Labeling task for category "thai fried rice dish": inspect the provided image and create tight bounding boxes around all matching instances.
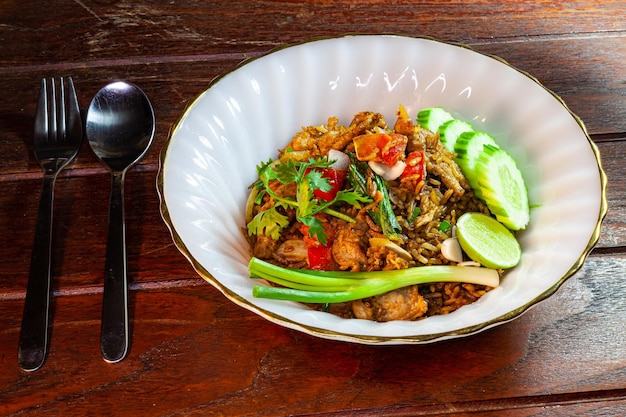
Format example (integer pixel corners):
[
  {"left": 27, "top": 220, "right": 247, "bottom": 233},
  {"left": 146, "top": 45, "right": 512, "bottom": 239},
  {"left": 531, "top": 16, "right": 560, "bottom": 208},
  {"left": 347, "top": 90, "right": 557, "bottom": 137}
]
[{"left": 245, "top": 105, "right": 507, "bottom": 322}]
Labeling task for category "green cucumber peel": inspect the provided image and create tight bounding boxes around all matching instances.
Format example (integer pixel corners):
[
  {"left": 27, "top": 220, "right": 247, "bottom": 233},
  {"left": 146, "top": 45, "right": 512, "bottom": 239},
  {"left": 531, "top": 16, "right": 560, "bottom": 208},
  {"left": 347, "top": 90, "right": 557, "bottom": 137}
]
[
  {"left": 439, "top": 119, "right": 474, "bottom": 153},
  {"left": 475, "top": 145, "right": 530, "bottom": 230},
  {"left": 454, "top": 131, "right": 499, "bottom": 196},
  {"left": 417, "top": 107, "right": 454, "bottom": 132}
]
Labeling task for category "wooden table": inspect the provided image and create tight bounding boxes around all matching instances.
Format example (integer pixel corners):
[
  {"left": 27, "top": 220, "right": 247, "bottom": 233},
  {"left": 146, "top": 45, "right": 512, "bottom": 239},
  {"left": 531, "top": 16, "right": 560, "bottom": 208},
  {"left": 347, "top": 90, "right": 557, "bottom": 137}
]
[{"left": 1, "top": 1, "right": 625, "bottom": 415}]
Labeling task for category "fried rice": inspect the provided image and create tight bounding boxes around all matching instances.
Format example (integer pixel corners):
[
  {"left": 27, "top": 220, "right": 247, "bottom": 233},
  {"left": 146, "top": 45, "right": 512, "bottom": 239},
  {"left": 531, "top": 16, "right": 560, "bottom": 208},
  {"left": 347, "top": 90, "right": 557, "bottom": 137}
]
[{"left": 246, "top": 106, "right": 496, "bottom": 322}]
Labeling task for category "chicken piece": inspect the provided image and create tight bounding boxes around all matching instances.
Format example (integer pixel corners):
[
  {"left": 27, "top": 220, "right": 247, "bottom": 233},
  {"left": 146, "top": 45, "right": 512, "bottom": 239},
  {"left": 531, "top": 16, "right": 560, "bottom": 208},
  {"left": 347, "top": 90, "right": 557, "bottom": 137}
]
[
  {"left": 331, "top": 222, "right": 368, "bottom": 272},
  {"left": 424, "top": 138, "right": 470, "bottom": 200},
  {"left": 426, "top": 159, "right": 467, "bottom": 200},
  {"left": 252, "top": 234, "right": 279, "bottom": 259},
  {"left": 394, "top": 104, "right": 426, "bottom": 154},
  {"left": 281, "top": 130, "right": 316, "bottom": 161},
  {"left": 274, "top": 239, "right": 308, "bottom": 263},
  {"left": 352, "top": 285, "right": 428, "bottom": 322},
  {"left": 282, "top": 117, "right": 341, "bottom": 160},
  {"left": 318, "top": 111, "right": 386, "bottom": 155}
]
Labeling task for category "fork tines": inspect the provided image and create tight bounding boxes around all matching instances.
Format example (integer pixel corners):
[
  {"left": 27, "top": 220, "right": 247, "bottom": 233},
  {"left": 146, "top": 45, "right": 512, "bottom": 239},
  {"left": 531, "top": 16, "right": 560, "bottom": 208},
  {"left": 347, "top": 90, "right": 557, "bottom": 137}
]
[{"left": 35, "top": 77, "right": 79, "bottom": 143}]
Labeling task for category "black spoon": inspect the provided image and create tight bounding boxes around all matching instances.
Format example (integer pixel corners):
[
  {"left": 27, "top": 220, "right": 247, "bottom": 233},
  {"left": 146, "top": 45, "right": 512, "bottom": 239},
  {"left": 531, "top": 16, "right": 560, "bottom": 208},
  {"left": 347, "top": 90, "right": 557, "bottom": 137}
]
[{"left": 86, "top": 81, "right": 155, "bottom": 363}]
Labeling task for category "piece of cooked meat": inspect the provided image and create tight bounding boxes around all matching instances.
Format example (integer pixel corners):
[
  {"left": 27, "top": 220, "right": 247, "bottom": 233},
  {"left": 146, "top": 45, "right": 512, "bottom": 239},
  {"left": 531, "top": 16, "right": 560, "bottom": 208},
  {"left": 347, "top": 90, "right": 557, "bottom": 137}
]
[
  {"left": 252, "top": 233, "right": 279, "bottom": 259},
  {"left": 331, "top": 221, "right": 369, "bottom": 272},
  {"left": 318, "top": 111, "right": 386, "bottom": 155},
  {"left": 395, "top": 105, "right": 426, "bottom": 154},
  {"left": 424, "top": 136, "right": 470, "bottom": 200},
  {"left": 352, "top": 285, "right": 428, "bottom": 322}
]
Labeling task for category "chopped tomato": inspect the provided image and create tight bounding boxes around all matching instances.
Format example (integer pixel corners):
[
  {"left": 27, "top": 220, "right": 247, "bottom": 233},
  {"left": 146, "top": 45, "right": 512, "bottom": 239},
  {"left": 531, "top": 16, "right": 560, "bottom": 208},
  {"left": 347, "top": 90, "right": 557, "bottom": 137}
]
[
  {"left": 306, "top": 245, "right": 334, "bottom": 270},
  {"left": 353, "top": 133, "right": 408, "bottom": 167},
  {"left": 310, "top": 168, "right": 347, "bottom": 201},
  {"left": 300, "top": 223, "right": 335, "bottom": 270},
  {"left": 401, "top": 151, "right": 426, "bottom": 192}
]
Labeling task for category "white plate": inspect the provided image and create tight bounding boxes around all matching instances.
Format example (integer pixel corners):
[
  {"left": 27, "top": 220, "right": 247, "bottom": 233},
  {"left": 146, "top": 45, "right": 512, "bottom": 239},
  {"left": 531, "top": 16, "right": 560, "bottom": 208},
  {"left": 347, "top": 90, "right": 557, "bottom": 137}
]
[{"left": 158, "top": 35, "right": 607, "bottom": 344}]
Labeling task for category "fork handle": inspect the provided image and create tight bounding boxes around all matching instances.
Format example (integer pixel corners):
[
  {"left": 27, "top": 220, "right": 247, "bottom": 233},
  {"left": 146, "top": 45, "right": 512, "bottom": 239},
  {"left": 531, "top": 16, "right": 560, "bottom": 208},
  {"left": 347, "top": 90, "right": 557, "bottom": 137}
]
[
  {"left": 100, "top": 170, "right": 130, "bottom": 363},
  {"left": 19, "top": 173, "right": 57, "bottom": 372}
]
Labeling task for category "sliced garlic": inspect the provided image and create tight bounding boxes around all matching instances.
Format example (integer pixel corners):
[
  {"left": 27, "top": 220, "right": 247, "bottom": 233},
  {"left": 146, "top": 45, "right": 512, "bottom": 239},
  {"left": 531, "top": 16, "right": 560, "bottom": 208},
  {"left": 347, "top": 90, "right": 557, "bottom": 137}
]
[
  {"left": 369, "top": 237, "right": 412, "bottom": 260},
  {"left": 457, "top": 261, "right": 482, "bottom": 267},
  {"left": 368, "top": 160, "right": 407, "bottom": 181},
  {"left": 441, "top": 237, "right": 464, "bottom": 263}
]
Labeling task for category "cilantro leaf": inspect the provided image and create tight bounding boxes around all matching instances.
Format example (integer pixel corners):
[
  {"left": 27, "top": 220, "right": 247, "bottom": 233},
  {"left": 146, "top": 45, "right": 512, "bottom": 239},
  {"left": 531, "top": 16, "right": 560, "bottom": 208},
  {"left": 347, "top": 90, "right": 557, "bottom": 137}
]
[
  {"left": 247, "top": 208, "right": 290, "bottom": 240},
  {"left": 334, "top": 190, "right": 372, "bottom": 207},
  {"left": 296, "top": 176, "right": 315, "bottom": 218},
  {"left": 305, "top": 169, "right": 332, "bottom": 193},
  {"left": 273, "top": 158, "right": 299, "bottom": 184},
  {"left": 247, "top": 154, "right": 375, "bottom": 244},
  {"left": 299, "top": 215, "right": 329, "bottom": 245},
  {"left": 257, "top": 159, "right": 278, "bottom": 185}
]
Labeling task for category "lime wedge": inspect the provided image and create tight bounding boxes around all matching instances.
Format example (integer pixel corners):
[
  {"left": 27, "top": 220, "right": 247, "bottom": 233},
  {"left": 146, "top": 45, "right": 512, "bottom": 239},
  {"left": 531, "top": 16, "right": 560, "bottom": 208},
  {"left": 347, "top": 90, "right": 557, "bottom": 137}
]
[{"left": 456, "top": 212, "right": 521, "bottom": 269}]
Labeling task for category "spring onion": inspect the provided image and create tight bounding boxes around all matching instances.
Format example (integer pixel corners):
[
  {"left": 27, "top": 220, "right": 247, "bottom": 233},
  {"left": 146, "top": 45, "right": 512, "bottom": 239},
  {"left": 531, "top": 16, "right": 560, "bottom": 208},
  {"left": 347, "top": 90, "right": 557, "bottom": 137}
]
[
  {"left": 372, "top": 174, "right": 402, "bottom": 241},
  {"left": 345, "top": 155, "right": 402, "bottom": 241},
  {"left": 250, "top": 257, "right": 500, "bottom": 303},
  {"left": 438, "top": 220, "right": 451, "bottom": 232}
]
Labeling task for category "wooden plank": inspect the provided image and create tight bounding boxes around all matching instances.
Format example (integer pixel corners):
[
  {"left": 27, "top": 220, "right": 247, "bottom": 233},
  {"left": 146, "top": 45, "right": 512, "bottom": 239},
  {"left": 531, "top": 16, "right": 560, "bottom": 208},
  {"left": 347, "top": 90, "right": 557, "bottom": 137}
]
[
  {"left": 0, "top": 1, "right": 624, "bottom": 66},
  {"left": 1, "top": 251, "right": 625, "bottom": 415}
]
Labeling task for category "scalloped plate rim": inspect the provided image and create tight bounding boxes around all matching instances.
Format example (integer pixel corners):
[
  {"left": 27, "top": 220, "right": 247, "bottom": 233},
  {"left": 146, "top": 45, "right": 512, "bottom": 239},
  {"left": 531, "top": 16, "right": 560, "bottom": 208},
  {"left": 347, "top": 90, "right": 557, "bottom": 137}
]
[{"left": 157, "top": 34, "right": 608, "bottom": 344}]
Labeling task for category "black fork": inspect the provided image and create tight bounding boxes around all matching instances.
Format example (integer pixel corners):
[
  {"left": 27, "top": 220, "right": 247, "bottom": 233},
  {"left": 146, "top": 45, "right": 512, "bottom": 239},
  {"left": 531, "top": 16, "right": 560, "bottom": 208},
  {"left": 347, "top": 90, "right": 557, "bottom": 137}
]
[{"left": 18, "top": 77, "right": 82, "bottom": 372}]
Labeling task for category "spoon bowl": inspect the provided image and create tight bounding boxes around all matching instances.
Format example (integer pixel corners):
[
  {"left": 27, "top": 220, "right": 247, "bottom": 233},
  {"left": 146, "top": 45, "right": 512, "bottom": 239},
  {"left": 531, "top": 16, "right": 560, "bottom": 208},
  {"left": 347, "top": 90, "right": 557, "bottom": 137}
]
[
  {"left": 86, "top": 81, "right": 155, "bottom": 363},
  {"left": 87, "top": 81, "right": 154, "bottom": 172}
]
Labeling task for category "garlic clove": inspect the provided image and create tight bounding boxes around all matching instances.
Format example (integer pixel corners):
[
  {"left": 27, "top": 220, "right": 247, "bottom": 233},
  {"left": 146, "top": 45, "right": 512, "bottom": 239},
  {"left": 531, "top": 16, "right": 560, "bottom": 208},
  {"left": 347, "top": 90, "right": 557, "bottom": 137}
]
[{"left": 441, "top": 237, "right": 464, "bottom": 263}]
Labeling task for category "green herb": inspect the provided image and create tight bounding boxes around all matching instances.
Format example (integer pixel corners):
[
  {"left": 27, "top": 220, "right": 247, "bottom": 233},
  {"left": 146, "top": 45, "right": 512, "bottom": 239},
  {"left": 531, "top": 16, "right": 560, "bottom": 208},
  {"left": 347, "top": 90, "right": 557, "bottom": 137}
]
[
  {"left": 249, "top": 257, "right": 500, "bottom": 303},
  {"left": 345, "top": 154, "right": 404, "bottom": 241},
  {"left": 408, "top": 206, "right": 421, "bottom": 224},
  {"left": 346, "top": 156, "right": 368, "bottom": 195},
  {"left": 372, "top": 174, "right": 402, "bottom": 241},
  {"left": 247, "top": 157, "right": 371, "bottom": 245},
  {"left": 247, "top": 207, "right": 290, "bottom": 240},
  {"left": 438, "top": 220, "right": 451, "bottom": 232}
]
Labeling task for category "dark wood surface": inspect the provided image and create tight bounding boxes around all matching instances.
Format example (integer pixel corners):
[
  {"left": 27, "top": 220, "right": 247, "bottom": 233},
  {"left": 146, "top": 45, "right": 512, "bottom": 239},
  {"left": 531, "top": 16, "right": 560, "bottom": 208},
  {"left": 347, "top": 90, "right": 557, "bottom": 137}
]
[{"left": 1, "top": 1, "right": 625, "bottom": 415}]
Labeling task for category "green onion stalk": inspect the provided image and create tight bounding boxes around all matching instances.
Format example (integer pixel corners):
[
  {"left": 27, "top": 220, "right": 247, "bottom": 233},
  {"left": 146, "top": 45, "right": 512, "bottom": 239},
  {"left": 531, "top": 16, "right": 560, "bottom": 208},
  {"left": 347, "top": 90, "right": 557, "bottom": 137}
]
[{"left": 249, "top": 257, "right": 500, "bottom": 303}]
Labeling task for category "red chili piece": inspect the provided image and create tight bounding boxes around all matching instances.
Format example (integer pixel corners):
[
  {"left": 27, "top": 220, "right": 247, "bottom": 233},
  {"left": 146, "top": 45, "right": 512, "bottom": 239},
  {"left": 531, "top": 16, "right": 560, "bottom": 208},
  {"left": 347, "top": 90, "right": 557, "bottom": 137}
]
[
  {"left": 353, "top": 133, "right": 408, "bottom": 167},
  {"left": 300, "top": 223, "right": 335, "bottom": 270},
  {"left": 401, "top": 150, "right": 426, "bottom": 192},
  {"left": 312, "top": 168, "right": 347, "bottom": 201}
]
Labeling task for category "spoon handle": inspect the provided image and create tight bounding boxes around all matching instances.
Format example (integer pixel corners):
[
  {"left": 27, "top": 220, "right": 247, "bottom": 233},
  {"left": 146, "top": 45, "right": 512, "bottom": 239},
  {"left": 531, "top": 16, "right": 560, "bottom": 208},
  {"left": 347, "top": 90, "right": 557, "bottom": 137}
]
[{"left": 101, "top": 171, "right": 129, "bottom": 363}]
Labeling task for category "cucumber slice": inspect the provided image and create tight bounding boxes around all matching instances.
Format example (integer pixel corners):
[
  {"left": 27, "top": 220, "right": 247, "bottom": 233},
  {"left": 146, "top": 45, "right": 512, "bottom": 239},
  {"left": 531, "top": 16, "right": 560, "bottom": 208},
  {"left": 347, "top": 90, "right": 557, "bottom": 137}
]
[
  {"left": 439, "top": 119, "right": 474, "bottom": 153},
  {"left": 454, "top": 131, "right": 499, "bottom": 195},
  {"left": 475, "top": 145, "right": 529, "bottom": 230},
  {"left": 417, "top": 107, "right": 454, "bottom": 133}
]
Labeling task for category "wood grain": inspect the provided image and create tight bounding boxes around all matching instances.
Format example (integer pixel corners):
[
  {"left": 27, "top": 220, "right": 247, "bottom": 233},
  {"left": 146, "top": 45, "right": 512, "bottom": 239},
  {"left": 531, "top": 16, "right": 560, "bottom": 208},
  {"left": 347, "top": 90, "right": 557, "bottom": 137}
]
[{"left": 1, "top": 252, "right": 625, "bottom": 415}]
